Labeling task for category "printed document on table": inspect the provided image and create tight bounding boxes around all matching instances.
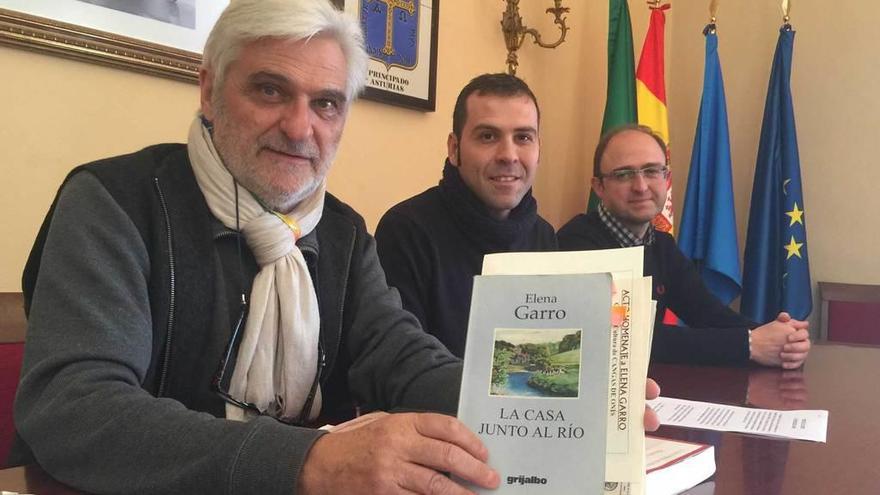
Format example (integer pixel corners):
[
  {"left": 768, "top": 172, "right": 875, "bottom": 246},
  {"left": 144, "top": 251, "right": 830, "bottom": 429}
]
[{"left": 648, "top": 396, "right": 827, "bottom": 442}]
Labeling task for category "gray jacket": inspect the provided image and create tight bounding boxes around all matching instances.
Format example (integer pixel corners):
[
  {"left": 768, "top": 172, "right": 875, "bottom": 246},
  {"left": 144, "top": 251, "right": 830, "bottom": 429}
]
[{"left": 14, "top": 144, "right": 462, "bottom": 494}]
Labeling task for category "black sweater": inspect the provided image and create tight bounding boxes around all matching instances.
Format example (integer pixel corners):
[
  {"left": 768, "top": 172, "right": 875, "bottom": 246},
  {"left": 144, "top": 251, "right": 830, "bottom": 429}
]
[
  {"left": 558, "top": 211, "right": 754, "bottom": 365},
  {"left": 375, "top": 168, "right": 556, "bottom": 357}
]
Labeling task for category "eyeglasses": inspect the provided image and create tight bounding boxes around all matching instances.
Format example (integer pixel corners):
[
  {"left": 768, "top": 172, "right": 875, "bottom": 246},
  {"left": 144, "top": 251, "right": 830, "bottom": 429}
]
[
  {"left": 212, "top": 293, "right": 326, "bottom": 426},
  {"left": 599, "top": 166, "right": 669, "bottom": 183},
  {"left": 213, "top": 179, "right": 325, "bottom": 425}
]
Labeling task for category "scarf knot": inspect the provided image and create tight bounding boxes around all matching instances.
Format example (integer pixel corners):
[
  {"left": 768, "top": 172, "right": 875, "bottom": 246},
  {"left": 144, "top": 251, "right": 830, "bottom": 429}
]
[{"left": 242, "top": 214, "right": 298, "bottom": 266}]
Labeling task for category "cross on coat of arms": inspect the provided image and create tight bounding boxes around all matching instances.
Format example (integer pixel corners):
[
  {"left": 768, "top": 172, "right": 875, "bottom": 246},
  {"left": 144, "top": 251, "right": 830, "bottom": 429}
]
[{"left": 360, "top": 0, "right": 419, "bottom": 71}]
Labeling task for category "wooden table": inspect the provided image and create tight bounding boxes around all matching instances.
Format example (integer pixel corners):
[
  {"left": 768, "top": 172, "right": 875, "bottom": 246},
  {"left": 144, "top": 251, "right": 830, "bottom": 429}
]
[
  {"left": 0, "top": 464, "right": 80, "bottom": 494},
  {"left": 649, "top": 342, "right": 880, "bottom": 494},
  {"left": 2, "top": 343, "right": 877, "bottom": 494}
]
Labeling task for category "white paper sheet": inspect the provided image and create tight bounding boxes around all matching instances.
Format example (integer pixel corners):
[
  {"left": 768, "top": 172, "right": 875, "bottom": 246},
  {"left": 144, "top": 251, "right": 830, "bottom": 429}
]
[{"left": 648, "top": 396, "right": 828, "bottom": 442}]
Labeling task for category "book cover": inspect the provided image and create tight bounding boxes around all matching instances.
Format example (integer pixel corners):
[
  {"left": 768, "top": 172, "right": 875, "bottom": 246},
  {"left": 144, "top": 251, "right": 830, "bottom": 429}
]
[
  {"left": 457, "top": 273, "right": 612, "bottom": 494},
  {"left": 482, "top": 249, "right": 652, "bottom": 490}
]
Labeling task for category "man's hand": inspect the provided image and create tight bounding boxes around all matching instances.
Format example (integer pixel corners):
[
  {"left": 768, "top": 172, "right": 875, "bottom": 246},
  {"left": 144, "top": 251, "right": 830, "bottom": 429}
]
[
  {"left": 777, "top": 312, "right": 811, "bottom": 368},
  {"left": 297, "top": 412, "right": 499, "bottom": 494},
  {"left": 321, "top": 411, "right": 389, "bottom": 434},
  {"left": 645, "top": 378, "right": 661, "bottom": 432},
  {"left": 749, "top": 312, "right": 811, "bottom": 369}
]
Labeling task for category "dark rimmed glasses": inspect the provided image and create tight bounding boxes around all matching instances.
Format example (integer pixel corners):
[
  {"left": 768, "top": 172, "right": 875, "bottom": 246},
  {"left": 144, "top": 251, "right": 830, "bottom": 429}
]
[{"left": 211, "top": 292, "right": 326, "bottom": 426}]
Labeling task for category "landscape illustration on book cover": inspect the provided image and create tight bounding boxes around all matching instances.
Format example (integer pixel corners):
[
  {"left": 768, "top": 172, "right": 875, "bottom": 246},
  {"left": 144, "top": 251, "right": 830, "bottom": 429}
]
[{"left": 490, "top": 328, "right": 582, "bottom": 399}]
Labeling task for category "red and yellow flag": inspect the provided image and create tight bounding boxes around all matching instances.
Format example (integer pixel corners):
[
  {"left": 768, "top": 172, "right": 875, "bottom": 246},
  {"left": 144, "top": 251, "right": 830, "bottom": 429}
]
[
  {"left": 637, "top": 3, "right": 678, "bottom": 325},
  {"left": 636, "top": 3, "right": 674, "bottom": 234}
]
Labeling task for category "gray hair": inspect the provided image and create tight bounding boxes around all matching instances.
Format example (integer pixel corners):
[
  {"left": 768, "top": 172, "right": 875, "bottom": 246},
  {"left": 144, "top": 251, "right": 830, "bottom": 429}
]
[{"left": 202, "top": 0, "right": 367, "bottom": 102}]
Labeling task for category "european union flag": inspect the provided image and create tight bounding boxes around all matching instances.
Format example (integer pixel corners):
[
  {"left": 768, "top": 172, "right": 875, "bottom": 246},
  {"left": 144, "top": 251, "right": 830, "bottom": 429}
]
[
  {"left": 741, "top": 25, "right": 811, "bottom": 323},
  {"left": 678, "top": 25, "right": 741, "bottom": 305}
]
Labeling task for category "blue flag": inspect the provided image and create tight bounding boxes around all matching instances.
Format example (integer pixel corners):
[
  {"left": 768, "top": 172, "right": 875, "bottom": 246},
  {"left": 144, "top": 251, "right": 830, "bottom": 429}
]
[
  {"left": 741, "top": 26, "right": 811, "bottom": 323},
  {"left": 678, "top": 25, "right": 741, "bottom": 305}
]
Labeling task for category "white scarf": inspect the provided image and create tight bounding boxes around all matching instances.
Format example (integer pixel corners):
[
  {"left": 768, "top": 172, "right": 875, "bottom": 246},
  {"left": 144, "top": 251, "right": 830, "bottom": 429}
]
[{"left": 187, "top": 117, "right": 324, "bottom": 423}]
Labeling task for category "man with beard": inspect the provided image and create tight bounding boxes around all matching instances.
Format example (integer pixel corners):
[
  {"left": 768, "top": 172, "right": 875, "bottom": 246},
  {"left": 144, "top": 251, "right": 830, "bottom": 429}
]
[
  {"left": 375, "top": 73, "right": 557, "bottom": 358},
  {"left": 11, "top": 1, "right": 504, "bottom": 493},
  {"left": 557, "top": 125, "right": 811, "bottom": 368}
]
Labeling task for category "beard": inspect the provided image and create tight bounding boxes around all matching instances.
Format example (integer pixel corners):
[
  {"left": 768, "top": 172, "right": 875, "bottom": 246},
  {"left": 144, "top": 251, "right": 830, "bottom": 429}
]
[{"left": 210, "top": 105, "right": 334, "bottom": 213}]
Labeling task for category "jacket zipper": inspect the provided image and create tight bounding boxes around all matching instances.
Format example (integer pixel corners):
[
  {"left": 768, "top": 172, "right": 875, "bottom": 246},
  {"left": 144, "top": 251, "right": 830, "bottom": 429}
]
[
  {"left": 327, "top": 224, "right": 355, "bottom": 383},
  {"left": 154, "top": 177, "right": 176, "bottom": 397}
]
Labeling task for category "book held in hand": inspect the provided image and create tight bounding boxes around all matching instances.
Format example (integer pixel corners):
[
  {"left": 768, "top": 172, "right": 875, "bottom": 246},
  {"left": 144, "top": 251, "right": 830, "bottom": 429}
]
[
  {"left": 457, "top": 273, "right": 613, "bottom": 494},
  {"left": 482, "top": 248, "right": 653, "bottom": 491}
]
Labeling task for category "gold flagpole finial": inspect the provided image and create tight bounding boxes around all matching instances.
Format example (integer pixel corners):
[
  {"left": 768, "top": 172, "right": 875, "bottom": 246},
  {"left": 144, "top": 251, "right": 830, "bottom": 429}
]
[
  {"left": 782, "top": 0, "right": 791, "bottom": 23},
  {"left": 709, "top": 0, "right": 719, "bottom": 23},
  {"left": 647, "top": 0, "right": 670, "bottom": 10}
]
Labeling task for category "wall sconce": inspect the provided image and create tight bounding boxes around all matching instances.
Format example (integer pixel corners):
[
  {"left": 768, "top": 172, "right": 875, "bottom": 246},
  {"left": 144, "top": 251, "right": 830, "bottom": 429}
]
[{"left": 501, "top": 0, "right": 570, "bottom": 75}]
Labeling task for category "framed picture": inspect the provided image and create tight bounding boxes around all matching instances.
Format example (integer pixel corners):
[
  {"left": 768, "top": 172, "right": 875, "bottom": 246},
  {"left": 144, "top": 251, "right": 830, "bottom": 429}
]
[
  {"left": 0, "top": 0, "right": 228, "bottom": 83},
  {"left": 343, "top": 0, "right": 439, "bottom": 112}
]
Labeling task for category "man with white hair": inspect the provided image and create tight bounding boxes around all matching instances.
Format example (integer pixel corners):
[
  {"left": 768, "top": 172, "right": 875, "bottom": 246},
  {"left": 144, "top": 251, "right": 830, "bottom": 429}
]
[{"left": 11, "top": 1, "right": 506, "bottom": 493}]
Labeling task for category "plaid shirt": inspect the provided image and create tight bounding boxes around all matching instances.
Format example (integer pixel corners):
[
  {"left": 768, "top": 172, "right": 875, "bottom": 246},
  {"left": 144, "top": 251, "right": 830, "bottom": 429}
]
[{"left": 597, "top": 202, "right": 655, "bottom": 247}]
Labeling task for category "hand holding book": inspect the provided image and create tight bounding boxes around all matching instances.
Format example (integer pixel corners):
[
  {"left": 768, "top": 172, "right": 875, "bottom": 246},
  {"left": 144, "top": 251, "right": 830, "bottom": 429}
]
[
  {"left": 300, "top": 412, "right": 500, "bottom": 493},
  {"left": 309, "top": 373, "right": 659, "bottom": 495},
  {"left": 645, "top": 378, "right": 661, "bottom": 432}
]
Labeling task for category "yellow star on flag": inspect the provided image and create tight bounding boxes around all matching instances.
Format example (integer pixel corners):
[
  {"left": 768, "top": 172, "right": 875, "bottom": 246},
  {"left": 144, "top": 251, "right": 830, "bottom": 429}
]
[
  {"left": 784, "top": 236, "right": 804, "bottom": 259},
  {"left": 785, "top": 202, "right": 804, "bottom": 226}
]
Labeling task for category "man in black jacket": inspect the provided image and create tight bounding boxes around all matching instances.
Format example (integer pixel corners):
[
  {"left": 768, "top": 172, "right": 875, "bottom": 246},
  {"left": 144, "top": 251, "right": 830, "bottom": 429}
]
[
  {"left": 558, "top": 125, "right": 811, "bottom": 368},
  {"left": 375, "top": 74, "right": 557, "bottom": 357}
]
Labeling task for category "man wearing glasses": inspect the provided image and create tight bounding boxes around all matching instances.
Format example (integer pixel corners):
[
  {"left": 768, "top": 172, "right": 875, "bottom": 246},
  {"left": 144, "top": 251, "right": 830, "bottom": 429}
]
[{"left": 558, "top": 125, "right": 811, "bottom": 368}]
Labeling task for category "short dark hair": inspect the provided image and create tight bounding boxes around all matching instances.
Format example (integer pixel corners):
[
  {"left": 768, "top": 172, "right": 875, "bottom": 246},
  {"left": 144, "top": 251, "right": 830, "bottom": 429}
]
[
  {"left": 593, "top": 124, "right": 668, "bottom": 178},
  {"left": 452, "top": 73, "right": 540, "bottom": 140}
]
